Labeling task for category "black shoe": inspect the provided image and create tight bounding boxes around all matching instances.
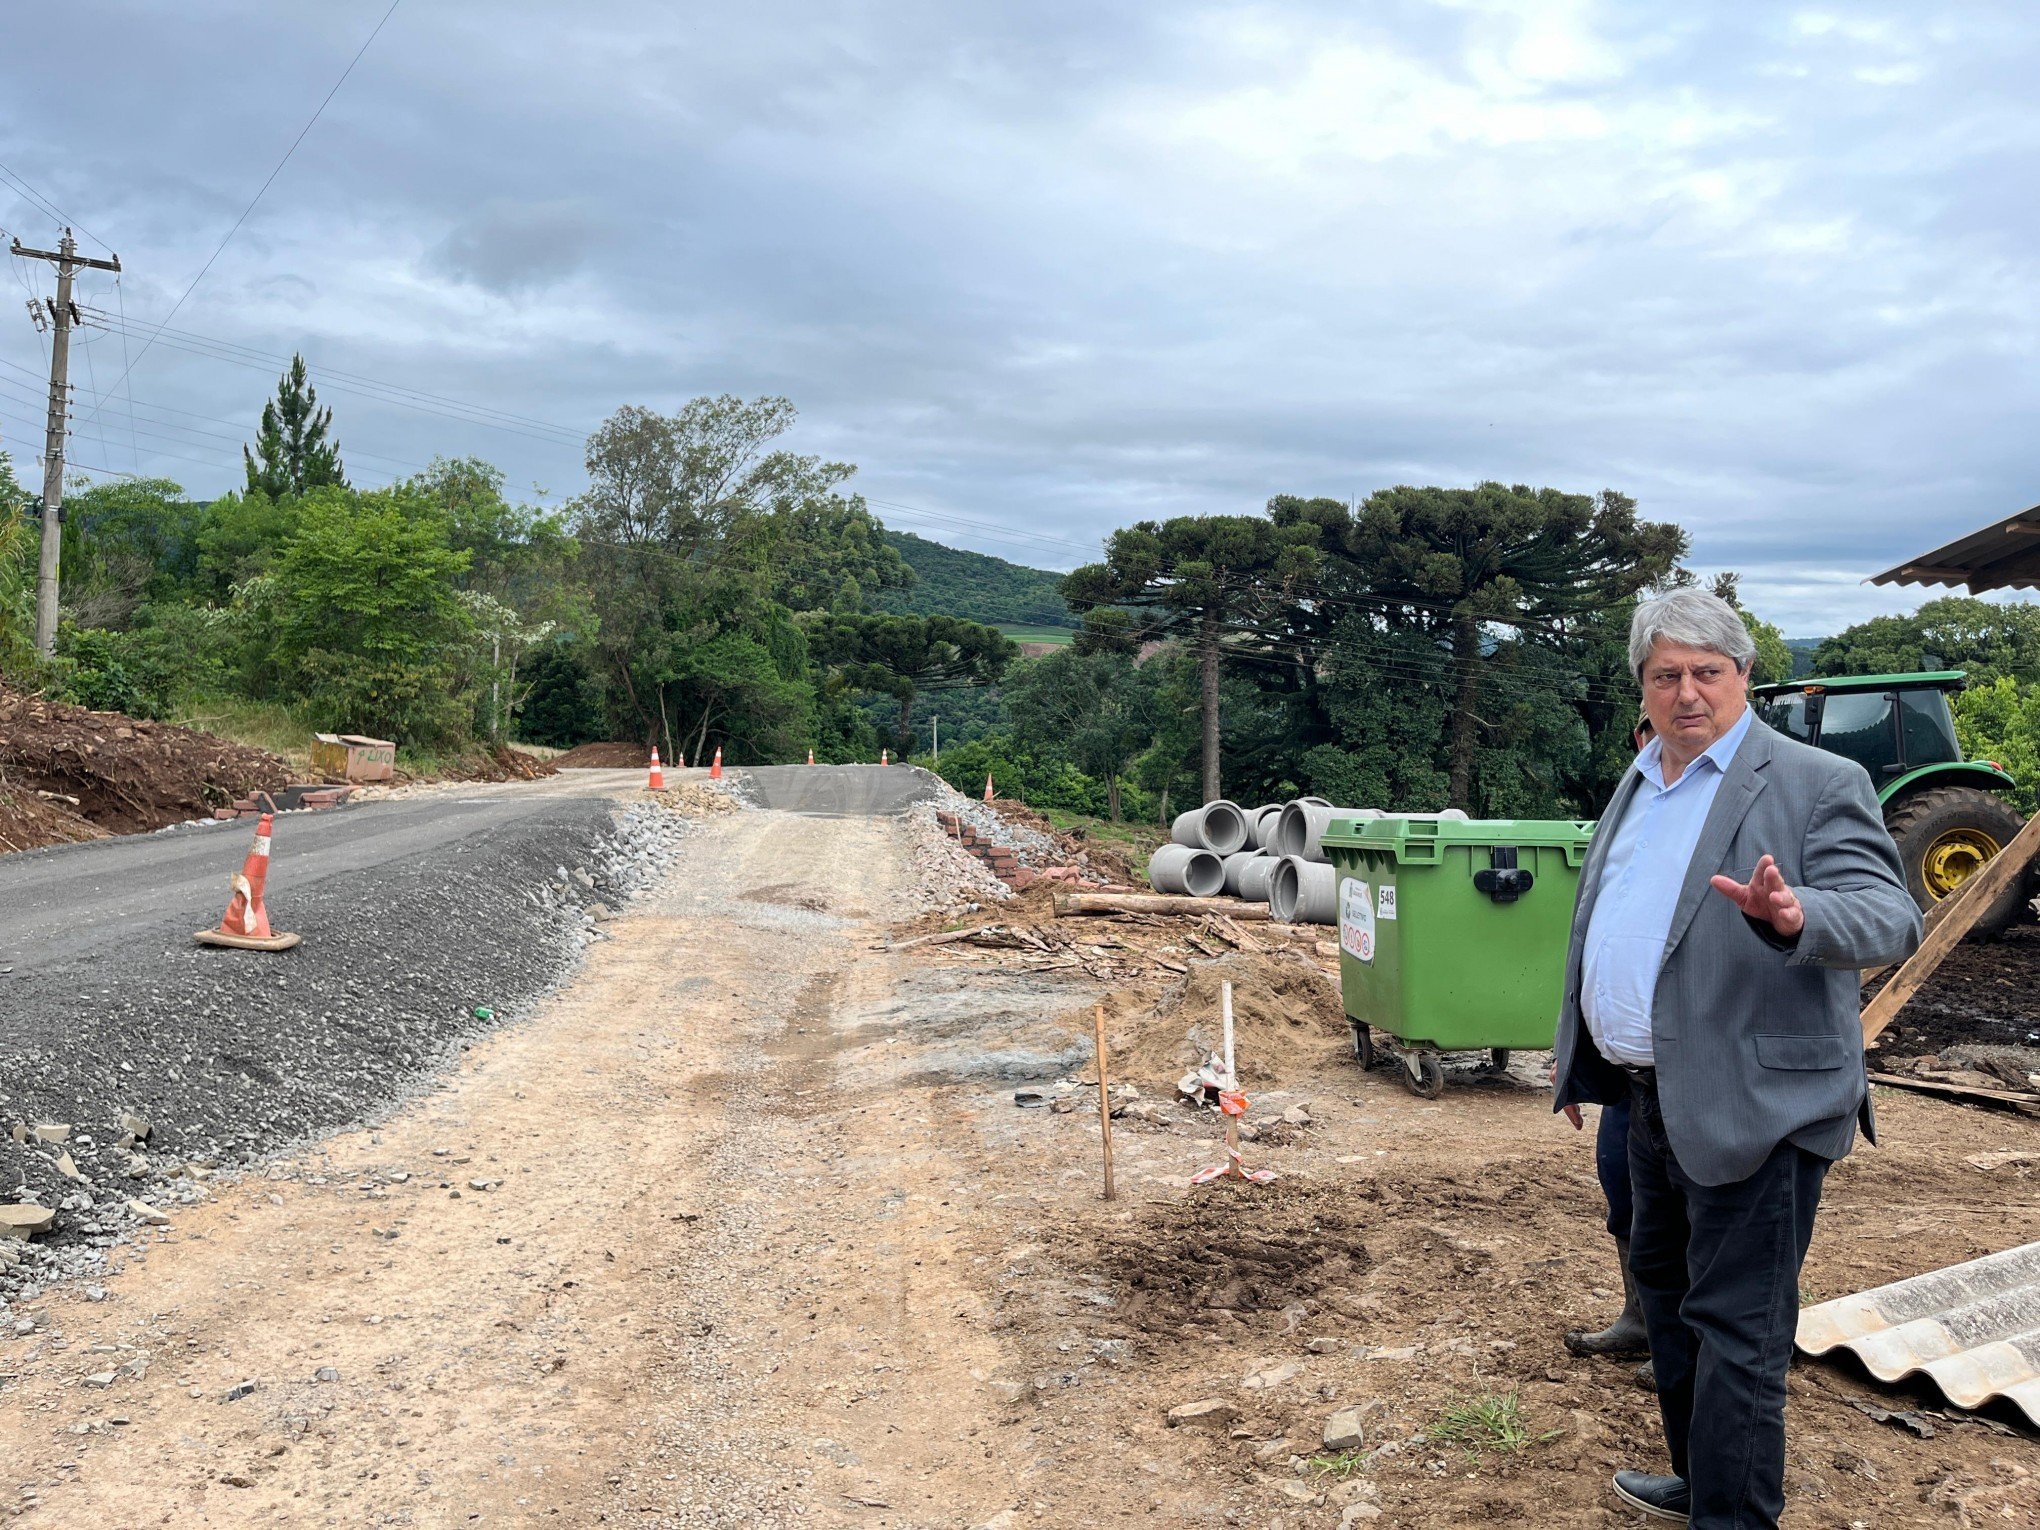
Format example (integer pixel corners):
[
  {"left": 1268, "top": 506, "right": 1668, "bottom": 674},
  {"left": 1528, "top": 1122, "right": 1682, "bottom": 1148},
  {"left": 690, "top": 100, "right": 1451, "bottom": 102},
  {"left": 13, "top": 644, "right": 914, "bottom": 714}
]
[
  {"left": 1612, "top": 1470, "right": 1689, "bottom": 1522},
  {"left": 1633, "top": 1357, "right": 1657, "bottom": 1392},
  {"left": 1565, "top": 1238, "right": 1651, "bottom": 1358}
]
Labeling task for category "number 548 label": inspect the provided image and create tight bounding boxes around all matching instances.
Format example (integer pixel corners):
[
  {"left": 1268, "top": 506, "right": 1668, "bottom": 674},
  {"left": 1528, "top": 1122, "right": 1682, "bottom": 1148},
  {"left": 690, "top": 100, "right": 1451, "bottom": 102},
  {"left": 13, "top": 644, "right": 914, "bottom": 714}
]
[{"left": 1377, "top": 885, "right": 1397, "bottom": 920}]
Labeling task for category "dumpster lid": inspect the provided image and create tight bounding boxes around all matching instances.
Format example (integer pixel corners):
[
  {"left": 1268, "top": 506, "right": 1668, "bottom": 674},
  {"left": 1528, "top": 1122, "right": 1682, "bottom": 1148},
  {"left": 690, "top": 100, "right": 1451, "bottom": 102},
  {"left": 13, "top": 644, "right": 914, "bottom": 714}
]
[
  {"left": 314, "top": 732, "right": 395, "bottom": 749},
  {"left": 1324, "top": 815, "right": 1595, "bottom": 861}
]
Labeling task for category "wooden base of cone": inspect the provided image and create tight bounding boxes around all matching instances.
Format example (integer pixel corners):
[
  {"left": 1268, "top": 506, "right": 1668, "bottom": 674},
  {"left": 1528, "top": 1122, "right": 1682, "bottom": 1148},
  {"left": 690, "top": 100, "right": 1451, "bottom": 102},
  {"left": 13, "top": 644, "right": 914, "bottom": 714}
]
[{"left": 195, "top": 928, "right": 302, "bottom": 952}]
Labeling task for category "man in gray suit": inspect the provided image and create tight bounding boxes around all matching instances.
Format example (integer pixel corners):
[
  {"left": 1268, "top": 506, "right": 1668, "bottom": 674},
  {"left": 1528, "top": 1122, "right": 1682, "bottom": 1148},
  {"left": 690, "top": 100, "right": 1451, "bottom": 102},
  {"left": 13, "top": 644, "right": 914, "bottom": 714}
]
[{"left": 1553, "top": 589, "right": 1921, "bottom": 1526}]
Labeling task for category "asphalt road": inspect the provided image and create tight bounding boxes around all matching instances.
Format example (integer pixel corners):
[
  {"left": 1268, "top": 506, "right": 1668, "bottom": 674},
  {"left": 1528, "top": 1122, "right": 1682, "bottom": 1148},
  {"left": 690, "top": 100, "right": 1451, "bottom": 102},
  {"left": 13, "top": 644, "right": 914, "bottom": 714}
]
[
  {"left": 733, "top": 763, "right": 940, "bottom": 817},
  {"left": 0, "top": 769, "right": 644, "bottom": 971}
]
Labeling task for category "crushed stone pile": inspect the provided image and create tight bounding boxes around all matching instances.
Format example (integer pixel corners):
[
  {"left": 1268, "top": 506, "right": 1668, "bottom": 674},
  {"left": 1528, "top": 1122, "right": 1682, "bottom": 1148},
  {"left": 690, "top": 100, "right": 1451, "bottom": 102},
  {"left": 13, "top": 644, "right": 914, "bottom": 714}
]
[
  {"left": 0, "top": 793, "right": 704, "bottom": 1305},
  {"left": 0, "top": 688, "right": 290, "bottom": 836}
]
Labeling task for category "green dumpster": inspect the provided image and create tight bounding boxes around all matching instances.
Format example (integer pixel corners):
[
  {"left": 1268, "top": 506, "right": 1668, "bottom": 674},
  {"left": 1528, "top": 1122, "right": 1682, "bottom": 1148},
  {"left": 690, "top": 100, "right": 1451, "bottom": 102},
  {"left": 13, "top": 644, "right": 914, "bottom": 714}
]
[{"left": 1322, "top": 815, "right": 1593, "bottom": 1097}]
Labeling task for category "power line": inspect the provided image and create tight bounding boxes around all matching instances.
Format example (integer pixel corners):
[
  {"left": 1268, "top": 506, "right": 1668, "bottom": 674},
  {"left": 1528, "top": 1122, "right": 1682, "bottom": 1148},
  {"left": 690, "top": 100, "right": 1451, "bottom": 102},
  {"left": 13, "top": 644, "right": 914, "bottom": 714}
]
[
  {"left": 0, "top": 162, "right": 114, "bottom": 253},
  {"left": 82, "top": 0, "right": 404, "bottom": 418}
]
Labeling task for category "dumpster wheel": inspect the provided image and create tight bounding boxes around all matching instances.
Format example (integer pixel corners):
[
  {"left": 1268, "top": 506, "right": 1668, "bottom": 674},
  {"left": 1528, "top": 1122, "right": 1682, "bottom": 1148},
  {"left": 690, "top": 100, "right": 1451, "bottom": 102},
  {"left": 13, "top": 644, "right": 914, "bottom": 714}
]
[
  {"left": 1398, "top": 1049, "right": 1445, "bottom": 1100},
  {"left": 1350, "top": 1022, "right": 1380, "bottom": 1071},
  {"left": 1483, "top": 1048, "right": 1512, "bottom": 1075}
]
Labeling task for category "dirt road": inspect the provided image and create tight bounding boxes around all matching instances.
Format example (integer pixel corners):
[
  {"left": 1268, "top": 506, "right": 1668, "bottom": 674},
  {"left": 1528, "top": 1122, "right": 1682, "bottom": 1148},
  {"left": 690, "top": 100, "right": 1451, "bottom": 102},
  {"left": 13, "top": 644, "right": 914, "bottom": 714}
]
[{"left": 2, "top": 795, "right": 2035, "bottom": 1528}]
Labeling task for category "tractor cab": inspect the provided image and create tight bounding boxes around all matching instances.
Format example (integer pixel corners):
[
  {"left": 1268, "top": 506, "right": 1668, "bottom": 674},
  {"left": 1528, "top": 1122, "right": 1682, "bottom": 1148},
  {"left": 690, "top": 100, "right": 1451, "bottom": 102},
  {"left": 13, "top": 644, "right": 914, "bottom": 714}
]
[{"left": 1752, "top": 671, "right": 2031, "bottom": 933}]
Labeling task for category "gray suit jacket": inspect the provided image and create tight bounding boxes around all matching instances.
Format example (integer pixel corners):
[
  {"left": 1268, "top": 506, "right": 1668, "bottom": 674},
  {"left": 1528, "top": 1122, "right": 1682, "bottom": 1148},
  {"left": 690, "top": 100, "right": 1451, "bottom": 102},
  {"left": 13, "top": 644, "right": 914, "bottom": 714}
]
[{"left": 1552, "top": 717, "right": 1922, "bottom": 1186}]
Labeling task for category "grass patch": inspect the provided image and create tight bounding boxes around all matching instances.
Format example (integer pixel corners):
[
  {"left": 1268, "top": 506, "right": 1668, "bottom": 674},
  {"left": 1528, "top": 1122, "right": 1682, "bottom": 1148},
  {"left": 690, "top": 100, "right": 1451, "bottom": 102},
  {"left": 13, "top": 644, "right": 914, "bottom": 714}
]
[
  {"left": 999, "top": 625, "right": 1078, "bottom": 646},
  {"left": 1423, "top": 1392, "right": 1555, "bottom": 1457},
  {"left": 169, "top": 696, "right": 318, "bottom": 775},
  {"left": 1037, "top": 807, "right": 1169, "bottom": 869},
  {"left": 1307, "top": 1450, "right": 1368, "bottom": 1480}
]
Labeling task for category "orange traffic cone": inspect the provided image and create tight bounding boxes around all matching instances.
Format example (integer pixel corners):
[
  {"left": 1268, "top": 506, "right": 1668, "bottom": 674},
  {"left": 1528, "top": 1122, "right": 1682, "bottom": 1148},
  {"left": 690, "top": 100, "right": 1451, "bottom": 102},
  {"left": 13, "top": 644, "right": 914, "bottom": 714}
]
[
  {"left": 807, "top": 747, "right": 815, "bottom": 765},
  {"left": 881, "top": 748, "right": 889, "bottom": 766},
  {"left": 709, "top": 746, "right": 723, "bottom": 780},
  {"left": 195, "top": 812, "right": 301, "bottom": 952},
  {"left": 984, "top": 773, "right": 995, "bottom": 802},
  {"left": 648, "top": 746, "right": 666, "bottom": 791}
]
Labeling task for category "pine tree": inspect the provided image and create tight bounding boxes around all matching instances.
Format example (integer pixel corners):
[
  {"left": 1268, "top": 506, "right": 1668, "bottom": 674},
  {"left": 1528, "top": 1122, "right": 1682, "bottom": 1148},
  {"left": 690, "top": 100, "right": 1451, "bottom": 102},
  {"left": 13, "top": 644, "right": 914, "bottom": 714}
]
[{"left": 243, "top": 353, "right": 346, "bottom": 497}]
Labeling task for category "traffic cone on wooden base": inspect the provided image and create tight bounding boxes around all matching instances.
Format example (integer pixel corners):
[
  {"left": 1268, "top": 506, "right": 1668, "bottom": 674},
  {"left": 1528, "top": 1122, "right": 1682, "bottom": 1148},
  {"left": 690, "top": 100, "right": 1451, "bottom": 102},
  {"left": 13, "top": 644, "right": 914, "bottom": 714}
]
[
  {"left": 709, "top": 746, "right": 723, "bottom": 780},
  {"left": 647, "top": 746, "right": 666, "bottom": 791},
  {"left": 194, "top": 812, "right": 301, "bottom": 952}
]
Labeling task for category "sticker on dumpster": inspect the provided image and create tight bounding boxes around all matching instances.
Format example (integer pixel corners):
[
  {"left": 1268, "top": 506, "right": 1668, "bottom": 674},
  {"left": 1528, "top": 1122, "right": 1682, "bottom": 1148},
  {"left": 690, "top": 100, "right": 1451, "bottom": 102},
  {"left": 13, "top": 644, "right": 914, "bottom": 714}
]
[
  {"left": 1377, "top": 884, "right": 1397, "bottom": 920},
  {"left": 1341, "top": 879, "right": 1375, "bottom": 964}
]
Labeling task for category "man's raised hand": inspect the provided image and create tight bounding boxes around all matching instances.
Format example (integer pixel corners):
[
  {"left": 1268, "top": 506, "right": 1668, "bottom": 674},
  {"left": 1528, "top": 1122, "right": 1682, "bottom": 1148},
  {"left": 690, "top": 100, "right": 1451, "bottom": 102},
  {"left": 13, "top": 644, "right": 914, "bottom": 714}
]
[{"left": 1709, "top": 853, "right": 1805, "bottom": 937}]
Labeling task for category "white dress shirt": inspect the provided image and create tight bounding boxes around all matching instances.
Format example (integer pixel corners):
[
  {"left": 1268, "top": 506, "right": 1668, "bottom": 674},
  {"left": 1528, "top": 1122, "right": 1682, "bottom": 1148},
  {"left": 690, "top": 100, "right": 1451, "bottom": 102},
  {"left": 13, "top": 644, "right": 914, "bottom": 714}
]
[{"left": 1582, "top": 708, "right": 1756, "bottom": 1068}]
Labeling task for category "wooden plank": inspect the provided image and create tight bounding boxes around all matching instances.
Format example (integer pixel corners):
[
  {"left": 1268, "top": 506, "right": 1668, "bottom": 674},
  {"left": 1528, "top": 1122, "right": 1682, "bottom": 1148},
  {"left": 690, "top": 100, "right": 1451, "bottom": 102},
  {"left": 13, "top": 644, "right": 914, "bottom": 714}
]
[
  {"left": 1868, "top": 1072, "right": 2040, "bottom": 1108},
  {"left": 1054, "top": 892, "right": 1272, "bottom": 920},
  {"left": 1861, "top": 810, "right": 2040, "bottom": 1047}
]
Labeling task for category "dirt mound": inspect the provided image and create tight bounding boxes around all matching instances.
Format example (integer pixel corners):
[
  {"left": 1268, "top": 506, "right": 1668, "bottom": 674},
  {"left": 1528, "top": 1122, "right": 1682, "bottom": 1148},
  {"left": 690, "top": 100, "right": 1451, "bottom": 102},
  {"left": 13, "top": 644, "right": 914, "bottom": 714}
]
[
  {"left": 551, "top": 741, "right": 648, "bottom": 768},
  {"left": 1868, "top": 922, "right": 2040, "bottom": 1062},
  {"left": 0, "top": 688, "right": 289, "bottom": 834},
  {"left": 1084, "top": 1180, "right": 1373, "bottom": 1334},
  {"left": 446, "top": 745, "right": 560, "bottom": 782},
  {"left": 1101, "top": 953, "right": 1350, "bottom": 1090},
  {"left": 0, "top": 782, "right": 109, "bottom": 854}
]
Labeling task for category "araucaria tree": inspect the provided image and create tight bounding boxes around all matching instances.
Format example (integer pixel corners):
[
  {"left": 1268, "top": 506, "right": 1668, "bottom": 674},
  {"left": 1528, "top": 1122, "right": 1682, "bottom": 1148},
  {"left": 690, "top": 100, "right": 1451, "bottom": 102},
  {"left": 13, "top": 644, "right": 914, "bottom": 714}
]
[
  {"left": 1062, "top": 516, "right": 1319, "bottom": 802},
  {"left": 803, "top": 612, "right": 1015, "bottom": 750},
  {"left": 244, "top": 353, "right": 347, "bottom": 497},
  {"left": 1310, "top": 484, "right": 1684, "bottom": 809}
]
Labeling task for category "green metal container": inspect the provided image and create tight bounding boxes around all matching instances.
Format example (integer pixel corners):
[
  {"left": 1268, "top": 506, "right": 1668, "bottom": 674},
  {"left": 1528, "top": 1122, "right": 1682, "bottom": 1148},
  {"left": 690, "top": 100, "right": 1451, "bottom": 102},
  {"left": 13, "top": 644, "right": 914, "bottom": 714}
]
[{"left": 1323, "top": 816, "right": 1594, "bottom": 1052}]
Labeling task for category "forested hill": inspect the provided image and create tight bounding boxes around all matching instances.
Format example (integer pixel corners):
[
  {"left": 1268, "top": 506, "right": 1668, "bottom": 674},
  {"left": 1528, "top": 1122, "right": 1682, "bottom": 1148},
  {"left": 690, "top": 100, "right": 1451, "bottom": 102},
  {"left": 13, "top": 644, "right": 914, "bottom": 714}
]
[{"left": 875, "top": 530, "right": 1072, "bottom": 628}]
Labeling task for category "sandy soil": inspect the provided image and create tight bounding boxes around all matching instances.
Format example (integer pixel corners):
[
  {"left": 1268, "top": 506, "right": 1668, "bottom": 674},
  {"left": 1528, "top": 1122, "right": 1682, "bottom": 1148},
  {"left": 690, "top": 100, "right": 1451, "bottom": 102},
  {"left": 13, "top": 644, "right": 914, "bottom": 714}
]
[{"left": 2, "top": 804, "right": 2035, "bottom": 1528}]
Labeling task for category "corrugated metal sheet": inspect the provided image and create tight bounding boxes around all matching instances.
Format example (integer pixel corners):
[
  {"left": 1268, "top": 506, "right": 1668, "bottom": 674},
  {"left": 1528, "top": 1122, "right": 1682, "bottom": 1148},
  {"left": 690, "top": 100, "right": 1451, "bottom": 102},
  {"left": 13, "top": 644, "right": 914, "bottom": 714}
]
[
  {"left": 1867, "top": 508, "right": 2040, "bottom": 593},
  {"left": 1797, "top": 1240, "right": 2040, "bottom": 1427}
]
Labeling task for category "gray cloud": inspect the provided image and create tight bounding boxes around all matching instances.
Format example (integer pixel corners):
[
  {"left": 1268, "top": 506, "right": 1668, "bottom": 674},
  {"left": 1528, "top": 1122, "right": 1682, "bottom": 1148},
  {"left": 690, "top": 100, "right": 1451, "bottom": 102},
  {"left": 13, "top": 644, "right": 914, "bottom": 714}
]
[{"left": 1, "top": 1, "right": 2037, "bottom": 632}]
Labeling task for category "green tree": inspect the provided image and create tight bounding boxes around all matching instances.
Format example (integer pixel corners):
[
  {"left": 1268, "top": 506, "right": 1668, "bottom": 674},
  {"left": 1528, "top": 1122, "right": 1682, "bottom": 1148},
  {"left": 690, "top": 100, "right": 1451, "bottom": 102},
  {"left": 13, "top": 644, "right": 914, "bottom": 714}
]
[
  {"left": 1287, "top": 484, "right": 1683, "bottom": 809},
  {"left": 572, "top": 396, "right": 844, "bottom": 750},
  {"left": 0, "top": 451, "right": 34, "bottom": 673},
  {"left": 244, "top": 353, "right": 346, "bottom": 498},
  {"left": 1953, "top": 676, "right": 2040, "bottom": 811},
  {"left": 767, "top": 499, "right": 911, "bottom": 613},
  {"left": 516, "top": 644, "right": 608, "bottom": 748},
  {"left": 1005, "top": 648, "right": 1159, "bottom": 819},
  {"left": 58, "top": 477, "right": 202, "bottom": 625},
  {"left": 1063, "top": 515, "right": 1320, "bottom": 801},
  {"left": 804, "top": 611, "right": 1016, "bottom": 750},
  {"left": 1813, "top": 597, "right": 2040, "bottom": 685},
  {"left": 254, "top": 488, "right": 473, "bottom": 744},
  {"left": 194, "top": 489, "right": 306, "bottom": 598}
]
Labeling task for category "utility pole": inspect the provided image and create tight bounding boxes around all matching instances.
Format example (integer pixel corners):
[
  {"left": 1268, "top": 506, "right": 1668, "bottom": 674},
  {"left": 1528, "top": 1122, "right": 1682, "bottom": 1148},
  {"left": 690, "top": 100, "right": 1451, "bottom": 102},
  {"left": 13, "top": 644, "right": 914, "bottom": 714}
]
[{"left": 11, "top": 230, "right": 121, "bottom": 656}]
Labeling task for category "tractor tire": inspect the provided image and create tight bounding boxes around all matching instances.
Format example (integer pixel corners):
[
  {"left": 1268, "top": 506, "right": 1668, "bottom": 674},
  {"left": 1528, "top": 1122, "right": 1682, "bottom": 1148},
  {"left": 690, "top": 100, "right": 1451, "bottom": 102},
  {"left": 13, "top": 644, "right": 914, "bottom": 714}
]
[{"left": 1883, "top": 786, "right": 2031, "bottom": 938}]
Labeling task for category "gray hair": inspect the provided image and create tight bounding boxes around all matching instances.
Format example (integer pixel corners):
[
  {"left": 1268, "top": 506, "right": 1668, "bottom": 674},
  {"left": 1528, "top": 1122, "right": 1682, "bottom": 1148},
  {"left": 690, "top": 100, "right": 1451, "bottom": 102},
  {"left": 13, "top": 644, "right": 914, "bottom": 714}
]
[{"left": 1628, "top": 588, "right": 1756, "bottom": 678}]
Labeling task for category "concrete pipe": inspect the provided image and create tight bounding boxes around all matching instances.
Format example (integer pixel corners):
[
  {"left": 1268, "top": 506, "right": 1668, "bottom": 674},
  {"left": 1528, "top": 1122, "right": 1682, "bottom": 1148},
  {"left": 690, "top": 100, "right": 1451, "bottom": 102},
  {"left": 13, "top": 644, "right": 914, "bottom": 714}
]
[
  {"left": 1170, "top": 799, "right": 1251, "bottom": 856},
  {"left": 1236, "top": 853, "right": 1279, "bottom": 904},
  {"left": 1249, "top": 803, "right": 1284, "bottom": 850},
  {"left": 1274, "top": 799, "right": 1378, "bottom": 861},
  {"left": 1149, "top": 843, "right": 1225, "bottom": 898},
  {"left": 1220, "top": 849, "right": 1263, "bottom": 897},
  {"left": 1268, "top": 855, "right": 1339, "bottom": 924}
]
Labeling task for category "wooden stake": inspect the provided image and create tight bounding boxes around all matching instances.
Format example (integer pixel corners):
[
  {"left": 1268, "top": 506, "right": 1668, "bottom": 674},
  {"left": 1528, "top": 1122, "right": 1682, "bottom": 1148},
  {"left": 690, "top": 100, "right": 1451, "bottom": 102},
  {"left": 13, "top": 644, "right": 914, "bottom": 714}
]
[
  {"left": 1220, "top": 980, "right": 1241, "bottom": 1165},
  {"left": 1054, "top": 892, "right": 1272, "bottom": 919},
  {"left": 1092, "top": 1003, "right": 1116, "bottom": 1201},
  {"left": 1861, "top": 810, "right": 2040, "bottom": 1046}
]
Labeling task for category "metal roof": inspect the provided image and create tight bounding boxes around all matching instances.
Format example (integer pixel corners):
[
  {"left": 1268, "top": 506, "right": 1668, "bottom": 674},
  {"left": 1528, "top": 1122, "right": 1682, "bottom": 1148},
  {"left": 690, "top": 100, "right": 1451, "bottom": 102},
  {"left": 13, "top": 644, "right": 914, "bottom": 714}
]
[
  {"left": 1752, "top": 671, "right": 1967, "bottom": 697},
  {"left": 1868, "top": 509, "right": 2040, "bottom": 592},
  {"left": 1797, "top": 1240, "right": 2040, "bottom": 1427}
]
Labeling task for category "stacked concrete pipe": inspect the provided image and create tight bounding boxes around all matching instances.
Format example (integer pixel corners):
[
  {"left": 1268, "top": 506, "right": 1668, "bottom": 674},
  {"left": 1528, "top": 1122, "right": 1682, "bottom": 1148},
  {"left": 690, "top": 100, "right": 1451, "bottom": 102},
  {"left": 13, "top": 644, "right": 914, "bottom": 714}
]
[
  {"left": 1269, "top": 855, "right": 1339, "bottom": 924},
  {"left": 1170, "top": 799, "right": 1251, "bottom": 856},
  {"left": 1248, "top": 803, "right": 1284, "bottom": 850},
  {"left": 1235, "top": 854, "right": 1279, "bottom": 903},
  {"left": 1148, "top": 843, "right": 1225, "bottom": 897},
  {"left": 1275, "top": 800, "right": 1380, "bottom": 861},
  {"left": 1220, "top": 849, "right": 1264, "bottom": 897}
]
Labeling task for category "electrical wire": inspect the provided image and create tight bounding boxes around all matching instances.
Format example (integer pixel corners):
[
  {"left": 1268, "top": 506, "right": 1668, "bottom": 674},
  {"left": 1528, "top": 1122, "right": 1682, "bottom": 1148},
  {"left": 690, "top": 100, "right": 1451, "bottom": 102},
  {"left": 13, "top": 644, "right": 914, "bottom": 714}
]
[{"left": 80, "top": 0, "right": 405, "bottom": 421}]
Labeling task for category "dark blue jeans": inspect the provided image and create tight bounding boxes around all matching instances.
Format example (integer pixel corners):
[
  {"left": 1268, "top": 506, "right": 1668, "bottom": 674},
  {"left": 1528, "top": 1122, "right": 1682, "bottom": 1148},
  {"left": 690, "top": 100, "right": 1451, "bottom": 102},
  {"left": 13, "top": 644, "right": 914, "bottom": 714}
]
[
  {"left": 1597, "top": 1098, "right": 1633, "bottom": 1239},
  {"left": 1627, "top": 1077, "right": 1827, "bottom": 1529}
]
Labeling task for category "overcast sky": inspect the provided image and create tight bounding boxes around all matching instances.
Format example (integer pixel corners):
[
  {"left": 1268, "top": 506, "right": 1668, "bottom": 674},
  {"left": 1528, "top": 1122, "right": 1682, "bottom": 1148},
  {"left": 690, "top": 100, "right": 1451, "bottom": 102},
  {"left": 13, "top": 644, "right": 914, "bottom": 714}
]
[{"left": 3, "top": 1, "right": 2036, "bottom": 633}]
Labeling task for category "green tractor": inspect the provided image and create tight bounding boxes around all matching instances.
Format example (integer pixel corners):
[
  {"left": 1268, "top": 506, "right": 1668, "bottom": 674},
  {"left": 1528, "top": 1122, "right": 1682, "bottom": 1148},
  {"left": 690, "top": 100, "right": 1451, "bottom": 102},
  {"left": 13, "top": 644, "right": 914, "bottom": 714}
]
[{"left": 1752, "top": 671, "right": 2034, "bottom": 936}]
